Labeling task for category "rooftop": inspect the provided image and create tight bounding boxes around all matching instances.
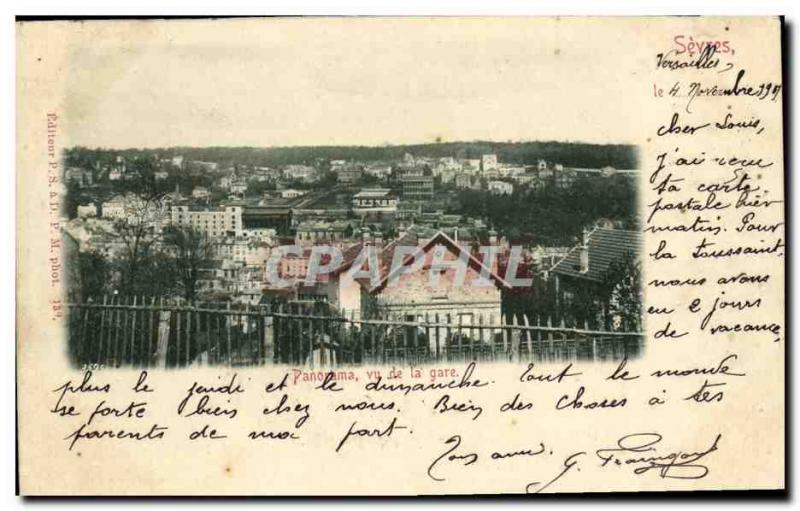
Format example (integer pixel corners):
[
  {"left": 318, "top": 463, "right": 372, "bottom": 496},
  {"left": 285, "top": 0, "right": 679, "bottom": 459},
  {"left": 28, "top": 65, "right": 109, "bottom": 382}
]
[
  {"left": 551, "top": 227, "right": 641, "bottom": 282},
  {"left": 353, "top": 188, "right": 393, "bottom": 198}
]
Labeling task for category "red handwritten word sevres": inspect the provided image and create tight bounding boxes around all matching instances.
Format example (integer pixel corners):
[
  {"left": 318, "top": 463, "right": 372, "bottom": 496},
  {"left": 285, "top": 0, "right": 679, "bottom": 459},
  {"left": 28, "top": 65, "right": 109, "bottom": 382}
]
[{"left": 673, "top": 35, "right": 734, "bottom": 56}]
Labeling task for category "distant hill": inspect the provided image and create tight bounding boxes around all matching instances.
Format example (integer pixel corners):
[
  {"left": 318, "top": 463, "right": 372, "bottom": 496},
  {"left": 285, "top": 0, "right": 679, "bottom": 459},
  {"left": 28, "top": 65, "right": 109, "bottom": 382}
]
[{"left": 66, "top": 141, "right": 638, "bottom": 170}]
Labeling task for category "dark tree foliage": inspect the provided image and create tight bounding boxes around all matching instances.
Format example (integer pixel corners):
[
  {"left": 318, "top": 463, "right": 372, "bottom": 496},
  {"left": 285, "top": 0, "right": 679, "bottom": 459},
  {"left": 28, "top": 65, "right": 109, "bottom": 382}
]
[
  {"left": 603, "top": 252, "right": 643, "bottom": 331},
  {"left": 64, "top": 147, "right": 117, "bottom": 169},
  {"left": 78, "top": 251, "right": 110, "bottom": 299},
  {"left": 500, "top": 257, "right": 553, "bottom": 320},
  {"left": 246, "top": 179, "right": 277, "bottom": 196},
  {"left": 356, "top": 174, "right": 381, "bottom": 187},
  {"left": 63, "top": 181, "right": 82, "bottom": 219},
  {"left": 559, "top": 252, "right": 641, "bottom": 330},
  {"left": 318, "top": 170, "right": 338, "bottom": 188},
  {"left": 452, "top": 174, "right": 638, "bottom": 246},
  {"left": 161, "top": 225, "right": 214, "bottom": 301},
  {"left": 123, "top": 252, "right": 179, "bottom": 297}
]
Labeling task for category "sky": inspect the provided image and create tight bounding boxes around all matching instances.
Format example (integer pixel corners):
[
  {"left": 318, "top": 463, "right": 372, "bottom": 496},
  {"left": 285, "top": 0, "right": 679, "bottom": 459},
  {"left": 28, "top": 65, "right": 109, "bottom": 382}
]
[{"left": 60, "top": 17, "right": 643, "bottom": 149}]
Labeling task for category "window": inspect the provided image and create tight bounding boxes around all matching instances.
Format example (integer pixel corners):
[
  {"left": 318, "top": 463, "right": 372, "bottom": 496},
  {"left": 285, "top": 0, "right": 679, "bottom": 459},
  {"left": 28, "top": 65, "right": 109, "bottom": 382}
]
[{"left": 458, "top": 313, "right": 474, "bottom": 326}]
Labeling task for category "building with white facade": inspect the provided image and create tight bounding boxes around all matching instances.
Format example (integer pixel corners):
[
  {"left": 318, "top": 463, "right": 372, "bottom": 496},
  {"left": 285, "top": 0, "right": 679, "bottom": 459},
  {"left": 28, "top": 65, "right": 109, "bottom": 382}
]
[
  {"left": 352, "top": 188, "right": 398, "bottom": 214},
  {"left": 283, "top": 165, "right": 318, "bottom": 183},
  {"left": 281, "top": 189, "right": 307, "bottom": 199},
  {"left": 192, "top": 187, "right": 210, "bottom": 199},
  {"left": 488, "top": 180, "right": 514, "bottom": 195},
  {"left": 481, "top": 154, "right": 498, "bottom": 171},
  {"left": 77, "top": 203, "right": 98, "bottom": 218},
  {"left": 170, "top": 204, "right": 243, "bottom": 238}
]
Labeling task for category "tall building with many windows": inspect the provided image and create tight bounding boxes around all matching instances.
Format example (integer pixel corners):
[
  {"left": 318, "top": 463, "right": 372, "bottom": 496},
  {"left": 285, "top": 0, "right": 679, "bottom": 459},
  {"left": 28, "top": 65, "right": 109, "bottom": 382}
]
[
  {"left": 400, "top": 174, "right": 434, "bottom": 201},
  {"left": 170, "top": 204, "right": 243, "bottom": 238}
]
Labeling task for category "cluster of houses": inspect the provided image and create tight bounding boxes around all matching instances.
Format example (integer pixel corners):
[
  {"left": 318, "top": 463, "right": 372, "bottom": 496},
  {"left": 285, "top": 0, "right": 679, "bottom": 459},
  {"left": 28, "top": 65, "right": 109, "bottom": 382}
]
[
  {"left": 63, "top": 150, "right": 640, "bottom": 327},
  {"left": 65, "top": 201, "right": 639, "bottom": 332},
  {"left": 67, "top": 151, "right": 633, "bottom": 196}
]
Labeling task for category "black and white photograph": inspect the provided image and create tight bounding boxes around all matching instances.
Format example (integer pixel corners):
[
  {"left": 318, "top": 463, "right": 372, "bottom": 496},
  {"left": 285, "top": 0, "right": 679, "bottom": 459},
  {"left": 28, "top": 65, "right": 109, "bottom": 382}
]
[{"left": 58, "top": 19, "right": 643, "bottom": 369}]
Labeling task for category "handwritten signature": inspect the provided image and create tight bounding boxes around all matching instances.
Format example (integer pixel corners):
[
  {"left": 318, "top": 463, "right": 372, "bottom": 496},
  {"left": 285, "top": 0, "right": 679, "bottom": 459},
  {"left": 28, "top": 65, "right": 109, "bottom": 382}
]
[
  {"left": 427, "top": 431, "right": 721, "bottom": 492},
  {"left": 595, "top": 432, "right": 722, "bottom": 479}
]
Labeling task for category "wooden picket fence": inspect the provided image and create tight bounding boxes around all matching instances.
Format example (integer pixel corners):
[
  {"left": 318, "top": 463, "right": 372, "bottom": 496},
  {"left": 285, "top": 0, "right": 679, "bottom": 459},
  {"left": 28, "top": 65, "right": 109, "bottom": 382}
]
[{"left": 66, "top": 296, "right": 643, "bottom": 368}]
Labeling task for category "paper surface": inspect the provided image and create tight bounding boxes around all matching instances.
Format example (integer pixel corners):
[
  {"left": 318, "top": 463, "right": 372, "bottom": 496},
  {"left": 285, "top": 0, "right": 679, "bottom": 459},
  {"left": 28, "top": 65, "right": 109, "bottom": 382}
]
[{"left": 16, "top": 17, "right": 785, "bottom": 495}]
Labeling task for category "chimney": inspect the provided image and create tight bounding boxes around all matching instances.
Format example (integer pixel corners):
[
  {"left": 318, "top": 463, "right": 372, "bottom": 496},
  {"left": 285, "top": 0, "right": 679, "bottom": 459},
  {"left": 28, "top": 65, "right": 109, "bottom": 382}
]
[
  {"left": 488, "top": 229, "right": 498, "bottom": 245},
  {"left": 579, "top": 228, "right": 590, "bottom": 273},
  {"left": 581, "top": 227, "right": 591, "bottom": 246},
  {"left": 362, "top": 227, "right": 371, "bottom": 246}
]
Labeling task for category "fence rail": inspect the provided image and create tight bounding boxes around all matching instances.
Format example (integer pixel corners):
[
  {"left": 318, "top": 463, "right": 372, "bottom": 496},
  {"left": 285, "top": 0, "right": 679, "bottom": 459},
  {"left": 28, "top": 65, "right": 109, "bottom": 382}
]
[{"left": 66, "top": 296, "right": 643, "bottom": 368}]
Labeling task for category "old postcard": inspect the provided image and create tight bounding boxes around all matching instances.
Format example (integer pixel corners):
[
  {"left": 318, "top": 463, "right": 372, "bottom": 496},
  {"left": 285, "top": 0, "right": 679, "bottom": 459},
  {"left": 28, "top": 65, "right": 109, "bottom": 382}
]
[{"left": 16, "top": 17, "right": 785, "bottom": 495}]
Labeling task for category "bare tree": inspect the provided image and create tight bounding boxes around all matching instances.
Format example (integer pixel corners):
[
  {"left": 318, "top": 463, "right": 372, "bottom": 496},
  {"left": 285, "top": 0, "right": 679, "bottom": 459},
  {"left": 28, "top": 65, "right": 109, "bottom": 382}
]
[
  {"left": 110, "top": 157, "right": 171, "bottom": 296},
  {"left": 161, "top": 225, "right": 214, "bottom": 301},
  {"left": 113, "top": 192, "right": 168, "bottom": 295}
]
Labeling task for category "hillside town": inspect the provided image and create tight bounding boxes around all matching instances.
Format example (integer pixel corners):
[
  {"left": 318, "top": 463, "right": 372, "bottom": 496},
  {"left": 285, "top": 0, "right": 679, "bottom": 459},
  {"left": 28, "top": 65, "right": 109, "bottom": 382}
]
[{"left": 61, "top": 145, "right": 642, "bottom": 334}]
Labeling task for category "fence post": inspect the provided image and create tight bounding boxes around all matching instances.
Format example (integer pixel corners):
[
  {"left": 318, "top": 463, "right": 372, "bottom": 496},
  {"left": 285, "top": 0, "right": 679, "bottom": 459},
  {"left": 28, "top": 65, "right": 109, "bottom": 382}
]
[
  {"left": 424, "top": 312, "right": 432, "bottom": 360},
  {"left": 79, "top": 302, "right": 90, "bottom": 365},
  {"left": 501, "top": 314, "right": 508, "bottom": 356},
  {"left": 128, "top": 295, "right": 138, "bottom": 365},
  {"left": 99, "top": 295, "right": 108, "bottom": 365},
  {"left": 308, "top": 312, "right": 315, "bottom": 369},
  {"left": 196, "top": 303, "right": 204, "bottom": 366},
  {"left": 488, "top": 314, "right": 496, "bottom": 359},
  {"left": 434, "top": 313, "right": 441, "bottom": 360},
  {"left": 263, "top": 303, "right": 274, "bottom": 365},
  {"left": 586, "top": 318, "right": 596, "bottom": 361},
  {"left": 226, "top": 302, "right": 233, "bottom": 366},
  {"left": 147, "top": 297, "right": 156, "bottom": 366},
  {"left": 154, "top": 298, "right": 171, "bottom": 369},
  {"left": 477, "top": 314, "right": 485, "bottom": 361},
  {"left": 510, "top": 315, "right": 521, "bottom": 363},
  {"left": 523, "top": 313, "right": 532, "bottom": 360},
  {"left": 244, "top": 303, "right": 253, "bottom": 367},
  {"left": 379, "top": 313, "right": 386, "bottom": 363},
  {"left": 112, "top": 296, "right": 122, "bottom": 367},
  {"left": 275, "top": 303, "right": 284, "bottom": 364},
  {"left": 391, "top": 313, "right": 399, "bottom": 364}
]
